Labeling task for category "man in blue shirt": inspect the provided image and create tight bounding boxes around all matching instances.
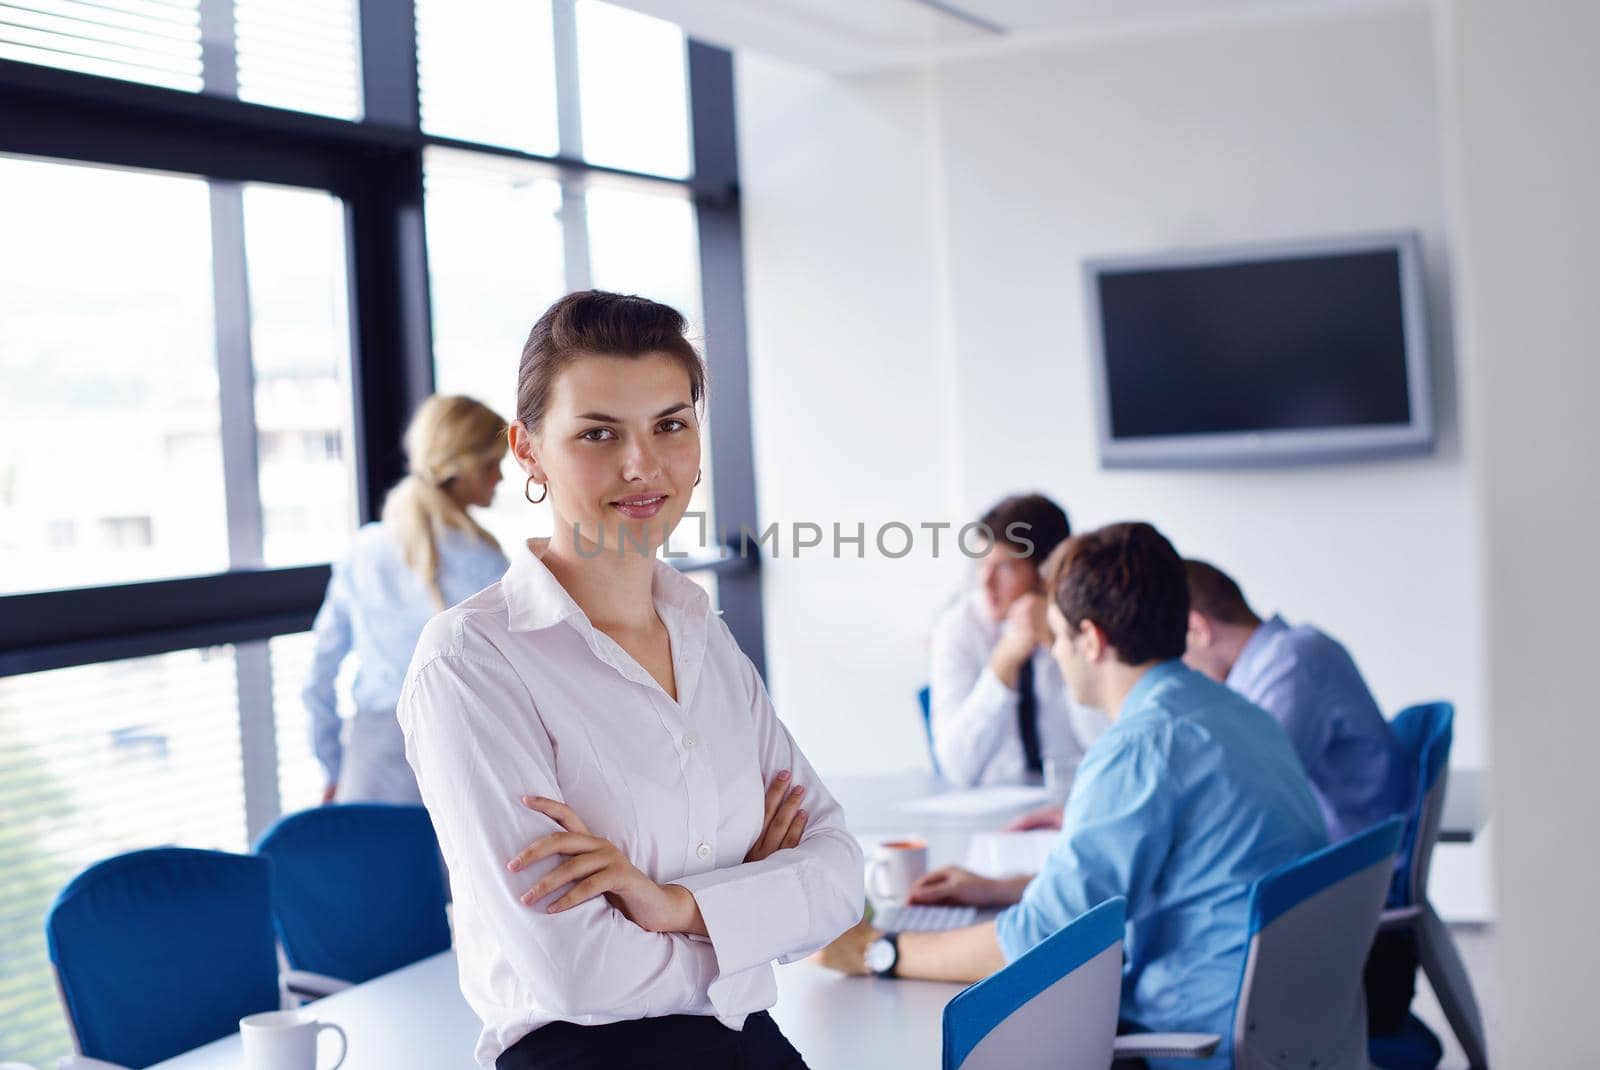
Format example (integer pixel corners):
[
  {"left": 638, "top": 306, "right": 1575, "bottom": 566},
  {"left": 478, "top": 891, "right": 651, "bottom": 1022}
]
[
  {"left": 1181, "top": 559, "right": 1414, "bottom": 849},
  {"left": 1181, "top": 559, "right": 1417, "bottom": 1033},
  {"left": 817, "top": 523, "right": 1326, "bottom": 1069}
]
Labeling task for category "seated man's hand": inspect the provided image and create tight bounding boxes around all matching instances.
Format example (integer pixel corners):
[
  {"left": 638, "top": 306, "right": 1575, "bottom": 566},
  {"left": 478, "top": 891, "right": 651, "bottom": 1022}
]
[
  {"left": 910, "top": 865, "right": 1012, "bottom": 907},
  {"left": 814, "top": 916, "right": 880, "bottom": 976},
  {"left": 1002, "top": 805, "right": 1064, "bottom": 832}
]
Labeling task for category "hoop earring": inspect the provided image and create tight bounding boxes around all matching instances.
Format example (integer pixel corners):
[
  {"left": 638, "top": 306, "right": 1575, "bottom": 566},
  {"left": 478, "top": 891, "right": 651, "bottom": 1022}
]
[
  {"left": 694, "top": 469, "right": 702, "bottom": 487},
  {"left": 525, "top": 476, "right": 548, "bottom": 504}
]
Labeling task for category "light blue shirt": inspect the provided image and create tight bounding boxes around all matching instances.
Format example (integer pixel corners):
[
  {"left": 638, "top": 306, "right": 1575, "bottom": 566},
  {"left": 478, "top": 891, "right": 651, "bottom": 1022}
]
[
  {"left": 1227, "top": 615, "right": 1414, "bottom": 846},
  {"left": 995, "top": 661, "right": 1326, "bottom": 1070},
  {"left": 304, "top": 522, "right": 508, "bottom": 783}
]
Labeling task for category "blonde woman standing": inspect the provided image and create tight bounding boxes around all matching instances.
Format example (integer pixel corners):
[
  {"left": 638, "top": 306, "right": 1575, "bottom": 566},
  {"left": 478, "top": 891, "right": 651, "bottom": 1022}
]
[{"left": 303, "top": 394, "right": 511, "bottom": 805}]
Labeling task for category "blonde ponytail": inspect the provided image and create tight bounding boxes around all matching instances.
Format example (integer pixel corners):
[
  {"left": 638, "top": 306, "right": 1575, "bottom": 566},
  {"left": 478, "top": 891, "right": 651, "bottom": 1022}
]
[{"left": 382, "top": 395, "right": 508, "bottom": 609}]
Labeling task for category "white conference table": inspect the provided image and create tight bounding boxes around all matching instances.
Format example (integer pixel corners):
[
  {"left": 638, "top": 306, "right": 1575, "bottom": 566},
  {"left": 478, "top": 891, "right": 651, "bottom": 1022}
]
[
  {"left": 829, "top": 767, "right": 1488, "bottom": 846},
  {"left": 149, "top": 767, "right": 1487, "bottom": 1069},
  {"left": 147, "top": 948, "right": 961, "bottom": 1070}
]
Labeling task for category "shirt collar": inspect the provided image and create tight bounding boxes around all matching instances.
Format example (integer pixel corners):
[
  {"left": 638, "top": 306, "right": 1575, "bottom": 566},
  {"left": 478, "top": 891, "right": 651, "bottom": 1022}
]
[
  {"left": 1226, "top": 614, "right": 1287, "bottom": 689},
  {"left": 1118, "top": 658, "right": 1189, "bottom": 721},
  {"left": 501, "top": 540, "right": 713, "bottom": 703}
]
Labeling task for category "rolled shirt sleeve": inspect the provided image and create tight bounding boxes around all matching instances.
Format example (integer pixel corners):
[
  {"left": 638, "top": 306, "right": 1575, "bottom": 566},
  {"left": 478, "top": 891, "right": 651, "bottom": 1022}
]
[
  {"left": 995, "top": 726, "right": 1175, "bottom": 961},
  {"left": 673, "top": 623, "right": 865, "bottom": 997},
  {"left": 399, "top": 648, "right": 723, "bottom": 1022}
]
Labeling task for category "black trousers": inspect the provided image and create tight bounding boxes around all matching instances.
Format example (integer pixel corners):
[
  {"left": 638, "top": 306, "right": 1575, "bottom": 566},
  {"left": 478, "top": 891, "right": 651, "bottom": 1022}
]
[{"left": 497, "top": 1012, "right": 810, "bottom": 1070}]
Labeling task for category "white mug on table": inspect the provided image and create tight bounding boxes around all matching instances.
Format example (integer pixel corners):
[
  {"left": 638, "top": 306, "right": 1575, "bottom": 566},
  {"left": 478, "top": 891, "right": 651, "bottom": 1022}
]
[
  {"left": 865, "top": 837, "right": 928, "bottom": 905},
  {"left": 240, "top": 1010, "right": 347, "bottom": 1070}
]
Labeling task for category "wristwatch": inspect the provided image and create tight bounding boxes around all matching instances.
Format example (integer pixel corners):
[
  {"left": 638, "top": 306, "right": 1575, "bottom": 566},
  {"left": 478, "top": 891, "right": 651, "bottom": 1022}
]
[{"left": 865, "top": 931, "right": 900, "bottom": 977}]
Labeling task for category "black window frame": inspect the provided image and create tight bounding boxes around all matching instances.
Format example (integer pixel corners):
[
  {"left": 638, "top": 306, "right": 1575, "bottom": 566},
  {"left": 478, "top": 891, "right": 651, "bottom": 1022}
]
[{"left": 0, "top": 0, "right": 764, "bottom": 679}]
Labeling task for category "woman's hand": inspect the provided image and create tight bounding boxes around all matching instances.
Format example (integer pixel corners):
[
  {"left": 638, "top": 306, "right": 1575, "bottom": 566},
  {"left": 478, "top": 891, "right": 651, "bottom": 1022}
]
[
  {"left": 909, "top": 865, "right": 1011, "bottom": 907},
  {"left": 746, "top": 769, "right": 808, "bottom": 864},
  {"left": 509, "top": 795, "right": 706, "bottom": 935}
]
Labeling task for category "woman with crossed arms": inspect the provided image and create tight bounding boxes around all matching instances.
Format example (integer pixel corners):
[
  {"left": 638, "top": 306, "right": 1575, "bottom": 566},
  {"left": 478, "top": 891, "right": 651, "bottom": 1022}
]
[{"left": 398, "top": 291, "right": 863, "bottom": 1070}]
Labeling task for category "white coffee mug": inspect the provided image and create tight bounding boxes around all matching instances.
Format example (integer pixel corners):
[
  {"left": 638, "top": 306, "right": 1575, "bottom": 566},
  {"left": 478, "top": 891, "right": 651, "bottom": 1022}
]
[
  {"left": 865, "top": 837, "right": 928, "bottom": 905},
  {"left": 240, "top": 1010, "right": 347, "bottom": 1070}
]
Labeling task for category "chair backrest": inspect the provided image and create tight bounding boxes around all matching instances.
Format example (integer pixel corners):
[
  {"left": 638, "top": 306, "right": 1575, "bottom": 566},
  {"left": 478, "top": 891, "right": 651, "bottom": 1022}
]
[
  {"left": 943, "top": 897, "right": 1125, "bottom": 1070},
  {"left": 918, "top": 685, "right": 940, "bottom": 776},
  {"left": 1389, "top": 702, "right": 1454, "bottom": 907},
  {"left": 1233, "top": 817, "right": 1405, "bottom": 1070},
  {"left": 254, "top": 803, "right": 450, "bottom": 984},
  {"left": 45, "top": 847, "right": 280, "bottom": 1068}
]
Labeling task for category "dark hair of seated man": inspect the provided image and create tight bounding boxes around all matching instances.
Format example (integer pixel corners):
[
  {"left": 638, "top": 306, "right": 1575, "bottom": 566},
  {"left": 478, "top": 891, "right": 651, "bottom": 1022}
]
[{"left": 1045, "top": 521, "right": 1190, "bottom": 665}]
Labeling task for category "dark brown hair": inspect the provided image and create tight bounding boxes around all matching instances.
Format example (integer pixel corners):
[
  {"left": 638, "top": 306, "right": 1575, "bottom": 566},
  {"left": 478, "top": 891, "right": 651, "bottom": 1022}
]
[
  {"left": 1047, "top": 522, "right": 1188, "bottom": 665},
  {"left": 1183, "top": 559, "right": 1261, "bottom": 628},
  {"left": 979, "top": 493, "right": 1071, "bottom": 562},
  {"left": 516, "top": 291, "right": 706, "bottom": 432}
]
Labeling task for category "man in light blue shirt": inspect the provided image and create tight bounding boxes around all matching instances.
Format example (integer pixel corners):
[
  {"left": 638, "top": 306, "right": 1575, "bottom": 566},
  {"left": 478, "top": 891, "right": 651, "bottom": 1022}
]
[
  {"left": 817, "top": 523, "right": 1326, "bottom": 1069},
  {"left": 1181, "top": 559, "right": 1414, "bottom": 847}
]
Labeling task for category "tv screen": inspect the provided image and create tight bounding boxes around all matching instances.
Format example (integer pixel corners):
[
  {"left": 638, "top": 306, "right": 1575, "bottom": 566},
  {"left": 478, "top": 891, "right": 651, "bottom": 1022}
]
[{"left": 1085, "top": 233, "right": 1433, "bottom": 468}]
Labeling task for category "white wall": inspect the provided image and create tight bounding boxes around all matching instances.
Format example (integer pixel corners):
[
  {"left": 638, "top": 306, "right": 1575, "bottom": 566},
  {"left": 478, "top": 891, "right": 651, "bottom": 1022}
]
[
  {"left": 931, "top": 1, "right": 1485, "bottom": 766},
  {"left": 1438, "top": 0, "right": 1600, "bottom": 1058},
  {"left": 736, "top": 56, "right": 962, "bottom": 773},
  {"left": 739, "top": 1, "right": 1487, "bottom": 765},
  {"left": 927, "top": 2, "right": 1495, "bottom": 921}
]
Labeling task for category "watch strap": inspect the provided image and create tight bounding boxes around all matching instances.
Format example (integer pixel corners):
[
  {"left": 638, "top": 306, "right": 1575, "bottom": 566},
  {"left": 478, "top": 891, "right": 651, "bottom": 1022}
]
[{"left": 873, "top": 931, "right": 901, "bottom": 977}]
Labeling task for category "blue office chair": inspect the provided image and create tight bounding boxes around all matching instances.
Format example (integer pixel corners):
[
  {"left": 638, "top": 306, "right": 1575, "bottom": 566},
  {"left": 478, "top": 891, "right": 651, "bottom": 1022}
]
[
  {"left": 254, "top": 804, "right": 450, "bottom": 992},
  {"left": 917, "top": 685, "right": 941, "bottom": 776},
  {"left": 943, "top": 897, "right": 1218, "bottom": 1069},
  {"left": 45, "top": 848, "right": 281, "bottom": 1069},
  {"left": 1370, "top": 702, "right": 1489, "bottom": 1070},
  {"left": 1234, "top": 817, "right": 1405, "bottom": 1070}
]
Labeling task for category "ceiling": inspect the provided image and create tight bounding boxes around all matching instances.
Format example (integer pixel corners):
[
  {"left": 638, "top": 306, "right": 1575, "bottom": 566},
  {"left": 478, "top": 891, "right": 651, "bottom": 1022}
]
[{"left": 613, "top": 0, "right": 1407, "bottom": 73}]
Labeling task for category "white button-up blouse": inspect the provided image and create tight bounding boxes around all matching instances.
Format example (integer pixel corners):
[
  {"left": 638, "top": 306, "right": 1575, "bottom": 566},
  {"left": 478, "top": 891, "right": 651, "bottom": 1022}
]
[{"left": 397, "top": 542, "right": 865, "bottom": 1065}]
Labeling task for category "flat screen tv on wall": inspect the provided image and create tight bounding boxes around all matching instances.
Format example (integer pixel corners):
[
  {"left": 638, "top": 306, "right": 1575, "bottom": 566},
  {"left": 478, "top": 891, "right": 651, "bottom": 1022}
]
[{"left": 1084, "top": 232, "right": 1434, "bottom": 468}]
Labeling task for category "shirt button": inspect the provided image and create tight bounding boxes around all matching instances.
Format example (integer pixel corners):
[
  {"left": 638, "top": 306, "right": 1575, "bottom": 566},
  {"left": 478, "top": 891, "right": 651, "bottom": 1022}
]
[
  {"left": 696, "top": 842, "right": 712, "bottom": 860},
  {"left": 683, "top": 734, "right": 698, "bottom": 749}
]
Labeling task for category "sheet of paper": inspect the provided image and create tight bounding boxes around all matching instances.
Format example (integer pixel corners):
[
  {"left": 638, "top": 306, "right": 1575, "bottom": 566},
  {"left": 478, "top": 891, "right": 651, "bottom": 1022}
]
[
  {"left": 896, "top": 784, "right": 1052, "bottom": 818},
  {"left": 964, "top": 829, "right": 1059, "bottom": 878}
]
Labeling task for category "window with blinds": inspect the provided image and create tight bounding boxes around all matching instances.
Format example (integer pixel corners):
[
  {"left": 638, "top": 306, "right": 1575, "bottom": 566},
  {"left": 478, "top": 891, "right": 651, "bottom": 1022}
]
[
  {"left": 0, "top": 0, "right": 204, "bottom": 91},
  {"left": 0, "top": 645, "right": 248, "bottom": 1065},
  {"left": 416, "top": 0, "right": 558, "bottom": 153},
  {"left": 234, "top": 0, "right": 360, "bottom": 119},
  {"left": 0, "top": 632, "right": 346, "bottom": 1066},
  {"left": 0, "top": 0, "right": 362, "bottom": 118}
]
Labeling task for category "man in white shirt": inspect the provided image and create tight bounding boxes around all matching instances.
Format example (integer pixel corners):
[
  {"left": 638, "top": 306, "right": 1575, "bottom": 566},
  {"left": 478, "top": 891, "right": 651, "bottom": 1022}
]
[{"left": 928, "top": 494, "right": 1107, "bottom": 787}]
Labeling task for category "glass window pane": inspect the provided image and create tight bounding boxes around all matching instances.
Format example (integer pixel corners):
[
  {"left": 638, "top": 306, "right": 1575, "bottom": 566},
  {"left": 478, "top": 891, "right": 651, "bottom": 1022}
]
[
  {"left": 425, "top": 148, "right": 568, "bottom": 551},
  {"left": 242, "top": 184, "right": 359, "bottom": 567},
  {"left": 0, "top": 646, "right": 247, "bottom": 1066},
  {"left": 575, "top": 1, "right": 691, "bottom": 178},
  {"left": 586, "top": 183, "right": 702, "bottom": 329},
  {"left": 0, "top": 155, "right": 227, "bottom": 594},
  {"left": 585, "top": 182, "right": 714, "bottom": 548},
  {"left": 233, "top": 0, "right": 362, "bottom": 119},
  {"left": 417, "top": 0, "right": 559, "bottom": 155}
]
